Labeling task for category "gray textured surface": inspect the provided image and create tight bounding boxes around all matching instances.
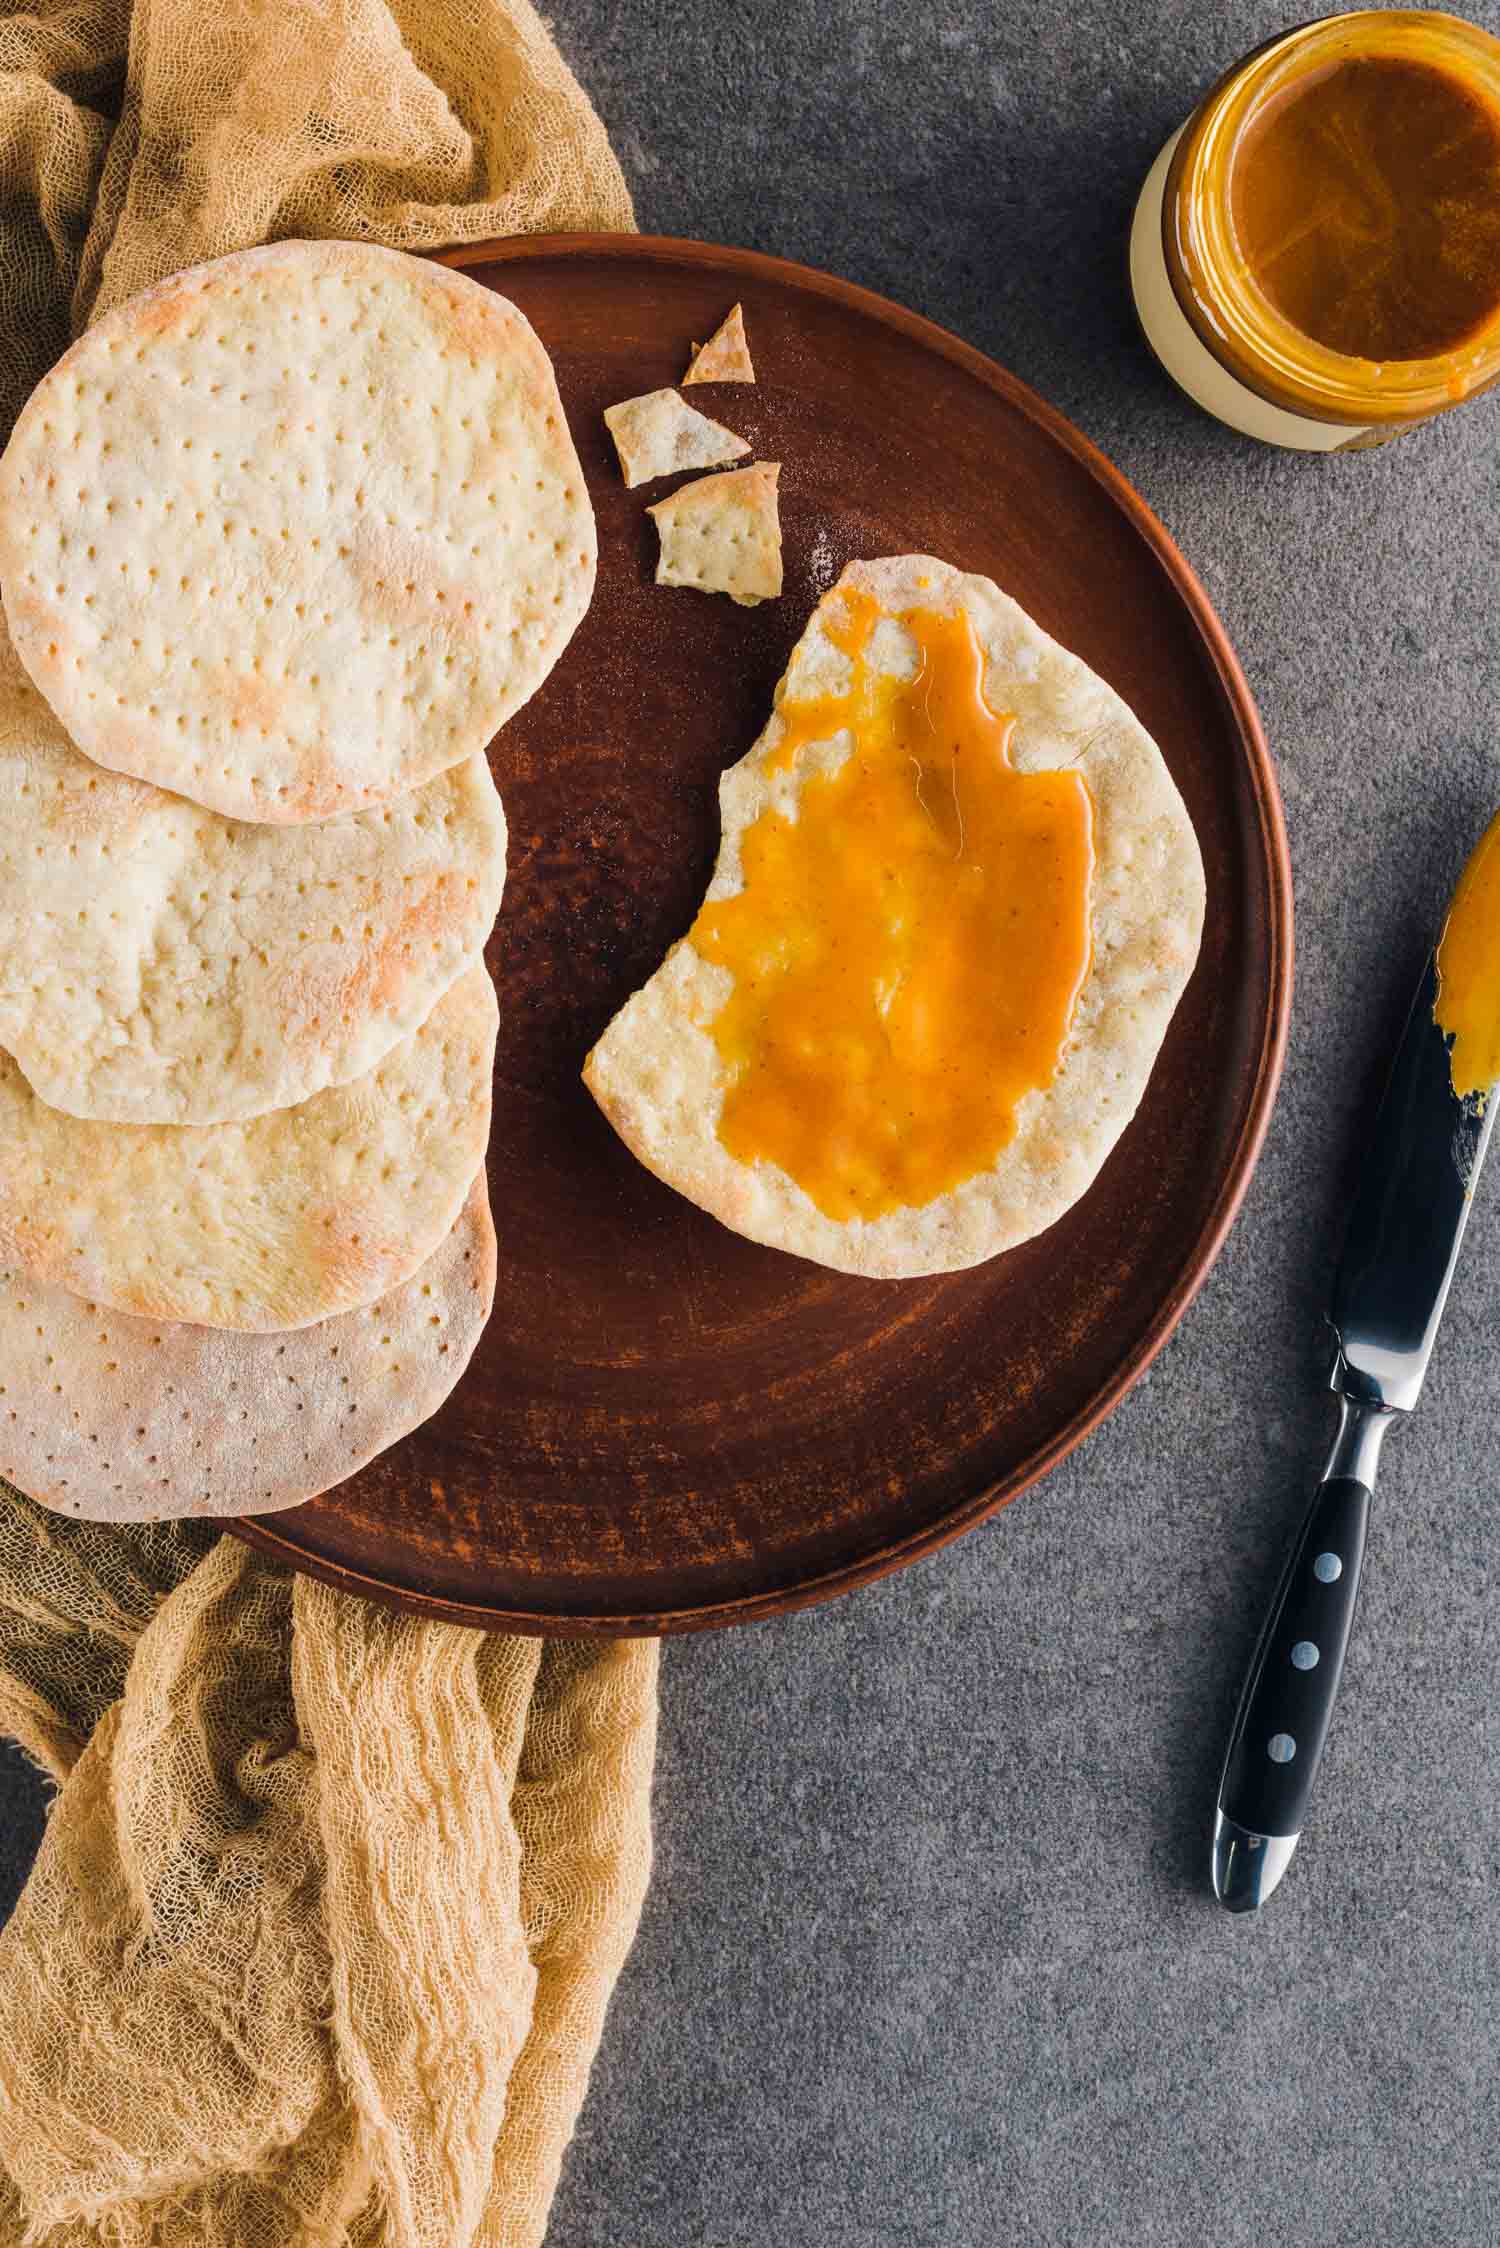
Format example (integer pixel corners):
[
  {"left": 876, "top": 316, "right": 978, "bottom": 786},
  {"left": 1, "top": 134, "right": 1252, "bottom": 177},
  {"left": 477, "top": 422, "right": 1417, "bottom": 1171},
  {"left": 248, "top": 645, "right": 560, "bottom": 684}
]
[{"left": 5, "top": 2, "right": 1500, "bottom": 2240}]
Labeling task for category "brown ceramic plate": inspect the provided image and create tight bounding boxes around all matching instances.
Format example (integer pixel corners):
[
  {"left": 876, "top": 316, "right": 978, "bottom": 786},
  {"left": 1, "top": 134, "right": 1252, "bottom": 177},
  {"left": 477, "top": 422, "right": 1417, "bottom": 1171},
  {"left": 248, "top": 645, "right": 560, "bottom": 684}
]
[{"left": 234, "top": 234, "right": 1290, "bottom": 1636}]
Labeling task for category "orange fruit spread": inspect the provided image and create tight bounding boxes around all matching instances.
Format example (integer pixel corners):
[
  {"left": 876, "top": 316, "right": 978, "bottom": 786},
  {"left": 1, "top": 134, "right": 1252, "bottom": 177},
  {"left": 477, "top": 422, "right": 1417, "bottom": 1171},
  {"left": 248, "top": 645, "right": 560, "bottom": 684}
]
[
  {"left": 689, "top": 588, "right": 1096, "bottom": 1224},
  {"left": 1230, "top": 55, "right": 1500, "bottom": 364},
  {"left": 1435, "top": 808, "right": 1500, "bottom": 1105}
]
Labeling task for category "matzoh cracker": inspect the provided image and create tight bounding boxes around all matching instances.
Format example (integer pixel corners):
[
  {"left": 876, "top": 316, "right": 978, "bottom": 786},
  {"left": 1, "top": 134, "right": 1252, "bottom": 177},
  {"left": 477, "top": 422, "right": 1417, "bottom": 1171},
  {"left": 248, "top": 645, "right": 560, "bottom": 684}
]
[
  {"left": 0, "top": 1177, "right": 497, "bottom": 1523},
  {"left": 0, "top": 241, "right": 594, "bottom": 823},
  {"left": 0, "top": 962, "right": 497, "bottom": 1330},
  {"left": 603, "top": 388, "right": 748, "bottom": 487},
  {"left": 683, "top": 304, "right": 756, "bottom": 384},
  {"left": 649, "top": 461, "right": 782, "bottom": 606}
]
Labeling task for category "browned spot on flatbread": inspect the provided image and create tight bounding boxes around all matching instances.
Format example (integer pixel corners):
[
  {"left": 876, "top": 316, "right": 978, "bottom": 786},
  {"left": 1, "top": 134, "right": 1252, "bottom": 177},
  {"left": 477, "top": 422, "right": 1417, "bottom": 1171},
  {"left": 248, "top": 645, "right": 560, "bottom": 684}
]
[
  {"left": 432, "top": 280, "right": 538, "bottom": 381},
  {"left": 270, "top": 873, "right": 467, "bottom": 1037},
  {"left": 351, "top": 875, "right": 466, "bottom": 1015},
  {"left": 300, "top": 1195, "right": 413, "bottom": 1309},
  {"left": 4, "top": 589, "right": 63, "bottom": 650},
  {"left": 127, "top": 276, "right": 209, "bottom": 342},
  {"left": 224, "top": 665, "right": 290, "bottom": 739}
]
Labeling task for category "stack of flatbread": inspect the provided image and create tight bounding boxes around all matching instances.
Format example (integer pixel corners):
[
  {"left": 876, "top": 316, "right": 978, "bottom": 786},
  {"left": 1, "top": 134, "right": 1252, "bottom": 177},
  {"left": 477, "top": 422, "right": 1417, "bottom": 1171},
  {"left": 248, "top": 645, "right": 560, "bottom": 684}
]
[{"left": 0, "top": 242, "right": 594, "bottom": 1522}]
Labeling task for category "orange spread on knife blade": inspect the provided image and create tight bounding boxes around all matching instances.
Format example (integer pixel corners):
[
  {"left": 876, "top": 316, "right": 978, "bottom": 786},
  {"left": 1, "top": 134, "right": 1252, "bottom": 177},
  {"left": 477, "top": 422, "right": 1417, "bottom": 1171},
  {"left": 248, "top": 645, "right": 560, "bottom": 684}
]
[
  {"left": 689, "top": 587, "right": 1095, "bottom": 1223},
  {"left": 1435, "top": 807, "right": 1500, "bottom": 1105}
]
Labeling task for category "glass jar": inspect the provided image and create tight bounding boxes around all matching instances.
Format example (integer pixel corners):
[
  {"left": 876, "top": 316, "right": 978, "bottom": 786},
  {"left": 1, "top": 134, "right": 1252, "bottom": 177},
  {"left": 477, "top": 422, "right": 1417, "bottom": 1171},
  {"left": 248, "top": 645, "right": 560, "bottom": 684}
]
[{"left": 1130, "top": 11, "right": 1500, "bottom": 450}]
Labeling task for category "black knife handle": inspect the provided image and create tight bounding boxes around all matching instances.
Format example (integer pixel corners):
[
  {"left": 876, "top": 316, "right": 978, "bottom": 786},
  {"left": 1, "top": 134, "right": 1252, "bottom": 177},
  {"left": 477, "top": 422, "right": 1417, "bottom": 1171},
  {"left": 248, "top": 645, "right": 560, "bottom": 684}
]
[{"left": 1218, "top": 1476, "right": 1371, "bottom": 1839}]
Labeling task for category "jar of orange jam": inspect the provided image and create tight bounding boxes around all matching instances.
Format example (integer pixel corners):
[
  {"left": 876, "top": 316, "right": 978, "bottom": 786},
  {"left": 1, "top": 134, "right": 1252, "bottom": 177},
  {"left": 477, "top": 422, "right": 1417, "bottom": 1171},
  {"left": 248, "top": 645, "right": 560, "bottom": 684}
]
[{"left": 1131, "top": 11, "right": 1500, "bottom": 449}]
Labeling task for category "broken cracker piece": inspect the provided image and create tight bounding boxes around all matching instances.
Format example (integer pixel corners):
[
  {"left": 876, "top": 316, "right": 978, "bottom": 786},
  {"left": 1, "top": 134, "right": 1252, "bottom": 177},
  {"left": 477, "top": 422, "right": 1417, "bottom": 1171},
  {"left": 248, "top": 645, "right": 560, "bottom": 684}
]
[
  {"left": 603, "top": 387, "right": 749, "bottom": 489},
  {"left": 683, "top": 303, "right": 756, "bottom": 384},
  {"left": 648, "top": 461, "right": 783, "bottom": 607}
]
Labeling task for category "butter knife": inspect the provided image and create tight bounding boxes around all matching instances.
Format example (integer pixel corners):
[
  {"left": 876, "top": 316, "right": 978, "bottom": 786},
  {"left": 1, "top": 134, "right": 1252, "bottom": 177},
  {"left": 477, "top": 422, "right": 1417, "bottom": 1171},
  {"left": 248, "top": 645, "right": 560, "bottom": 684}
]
[{"left": 1212, "top": 823, "right": 1499, "bottom": 1912}]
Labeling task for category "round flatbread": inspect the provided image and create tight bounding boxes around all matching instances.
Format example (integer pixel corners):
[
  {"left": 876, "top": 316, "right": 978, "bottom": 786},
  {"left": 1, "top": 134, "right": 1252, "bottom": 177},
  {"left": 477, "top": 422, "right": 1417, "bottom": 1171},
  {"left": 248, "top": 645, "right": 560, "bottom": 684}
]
[
  {"left": 0, "top": 628, "right": 506, "bottom": 1123},
  {"left": 585, "top": 555, "right": 1206, "bottom": 1278},
  {"left": 0, "top": 240, "right": 594, "bottom": 823},
  {"left": 0, "top": 961, "right": 497, "bottom": 1330},
  {"left": 0, "top": 1176, "right": 496, "bottom": 1523}
]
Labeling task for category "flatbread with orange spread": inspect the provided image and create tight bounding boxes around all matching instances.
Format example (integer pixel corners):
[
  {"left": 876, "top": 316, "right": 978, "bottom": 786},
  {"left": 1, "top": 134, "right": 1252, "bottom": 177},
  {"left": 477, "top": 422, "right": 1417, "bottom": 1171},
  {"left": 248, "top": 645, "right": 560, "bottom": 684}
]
[{"left": 586, "top": 554, "right": 1204, "bottom": 1276}]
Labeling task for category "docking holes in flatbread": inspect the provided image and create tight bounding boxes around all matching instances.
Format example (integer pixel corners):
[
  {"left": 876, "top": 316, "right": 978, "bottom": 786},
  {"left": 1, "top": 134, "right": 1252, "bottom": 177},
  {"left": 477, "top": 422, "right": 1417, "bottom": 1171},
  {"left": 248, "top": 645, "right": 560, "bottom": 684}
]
[
  {"left": 0, "top": 962, "right": 497, "bottom": 1329},
  {"left": 0, "top": 1177, "right": 497, "bottom": 1522},
  {"left": 585, "top": 555, "right": 1205, "bottom": 1277},
  {"left": 0, "top": 241, "right": 595, "bottom": 823},
  {"left": 649, "top": 462, "right": 782, "bottom": 606},
  {"left": 0, "top": 627, "right": 506, "bottom": 1123}
]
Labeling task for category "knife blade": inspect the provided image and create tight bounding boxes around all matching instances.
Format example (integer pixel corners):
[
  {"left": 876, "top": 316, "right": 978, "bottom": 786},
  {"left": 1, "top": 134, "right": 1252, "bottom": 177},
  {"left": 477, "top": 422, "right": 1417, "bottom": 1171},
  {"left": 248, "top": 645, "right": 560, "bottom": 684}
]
[{"left": 1212, "top": 816, "right": 1500, "bottom": 1912}]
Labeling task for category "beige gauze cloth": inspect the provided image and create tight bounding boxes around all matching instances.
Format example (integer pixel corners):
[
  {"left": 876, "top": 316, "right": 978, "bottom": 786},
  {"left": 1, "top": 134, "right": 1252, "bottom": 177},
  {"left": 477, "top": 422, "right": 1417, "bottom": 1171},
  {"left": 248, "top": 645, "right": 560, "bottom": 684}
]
[{"left": 0, "top": 7, "right": 657, "bottom": 2245}]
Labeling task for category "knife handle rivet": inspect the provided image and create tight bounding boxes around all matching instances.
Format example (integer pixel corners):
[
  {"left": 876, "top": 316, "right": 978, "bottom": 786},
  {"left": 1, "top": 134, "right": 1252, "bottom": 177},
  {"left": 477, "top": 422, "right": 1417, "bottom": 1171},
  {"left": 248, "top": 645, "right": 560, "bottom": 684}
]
[
  {"left": 1268, "top": 1734, "right": 1297, "bottom": 1764},
  {"left": 1313, "top": 1552, "right": 1343, "bottom": 1583},
  {"left": 1290, "top": 1640, "right": 1320, "bottom": 1670}
]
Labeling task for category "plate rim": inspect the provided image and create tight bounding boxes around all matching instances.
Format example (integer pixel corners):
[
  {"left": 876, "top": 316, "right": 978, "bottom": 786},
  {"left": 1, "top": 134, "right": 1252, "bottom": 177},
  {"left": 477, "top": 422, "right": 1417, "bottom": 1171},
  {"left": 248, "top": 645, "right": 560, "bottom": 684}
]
[{"left": 233, "top": 230, "right": 1293, "bottom": 1637}]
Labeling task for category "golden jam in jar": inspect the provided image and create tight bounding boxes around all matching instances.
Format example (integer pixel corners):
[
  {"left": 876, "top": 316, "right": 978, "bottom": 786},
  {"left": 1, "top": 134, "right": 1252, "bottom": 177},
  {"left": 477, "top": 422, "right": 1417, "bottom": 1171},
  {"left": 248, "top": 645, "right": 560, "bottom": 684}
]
[{"left": 1131, "top": 11, "right": 1500, "bottom": 449}]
